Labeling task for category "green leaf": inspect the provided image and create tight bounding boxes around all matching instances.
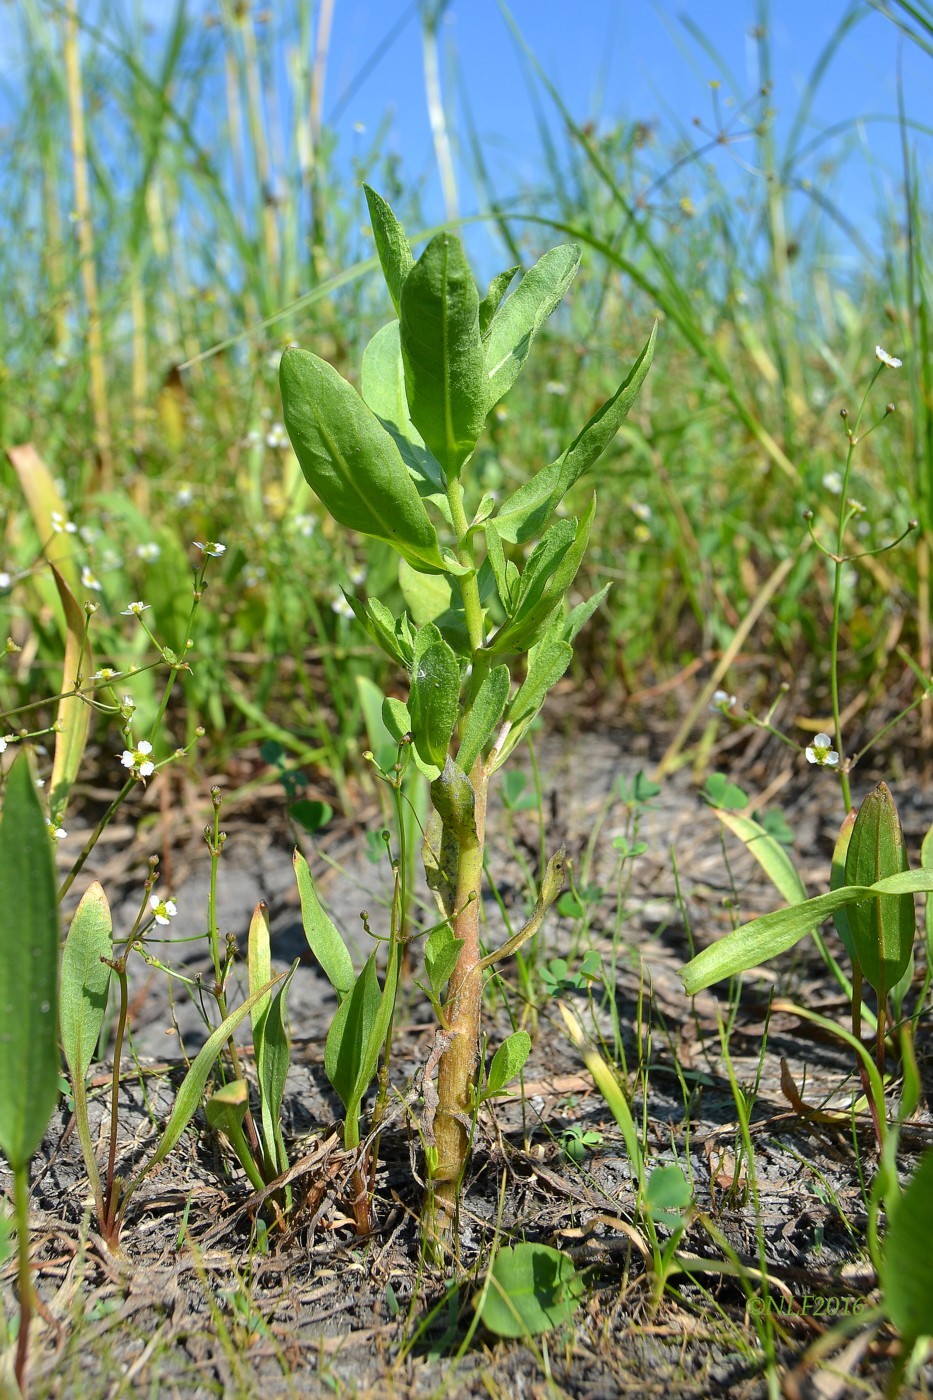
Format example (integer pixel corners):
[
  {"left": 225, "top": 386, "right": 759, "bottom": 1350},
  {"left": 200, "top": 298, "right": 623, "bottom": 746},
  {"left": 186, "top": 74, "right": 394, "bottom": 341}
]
[
  {"left": 342, "top": 593, "right": 414, "bottom": 668},
  {"left": 61, "top": 881, "right": 113, "bottom": 1086},
  {"left": 844, "top": 782, "right": 915, "bottom": 1002},
  {"left": 457, "top": 664, "right": 510, "bottom": 774},
  {"left": 881, "top": 1148, "right": 933, "bottom": 1342},
  {"left": 509, "top": 640, "right": 572, "bottom": 727},
  {"left": 563, "top": 583, "right": 611, "bottom": 643},
  {"left": 681, "top": 868, "right": 933, "bottom": 996},
  {"left": 256, "top": 967, "right": 296, "bottom": 1178},
  {"left": 293, "top": 849, "right": 355, "bottom": 1001},
  {"left": 382, "top": 696, "right": 412, "bottom": 746},
  {"left": 478, "top": 266, "right": 519, "bottom": 337},
  {"left": 248, "top": 901, "right": 274, "bottom": 1051},
  {"left": 645, "top": 1164, "right": 693, "bottom": 1228},
  {"left": 831, "top": 808, "right": 857, "bottom": 964},
  {"left": 484, "top": 1030, "right": 532, "bottom": 1099},
  {"left": 398, "top": 558, "right": 452, "bottom": 627},
  {"left": 289, "top": 799, "right": 334, "bottom": 834},
  {"left": 476, "top": 1243, "right": 585, "bottom": 1338},
  {"left": 424, "top": 923, "right": 463, "bottom": 997},
  {"left": 703, "top": 773, "right": 748, "bottom": 810},
  {"left": 489, "top": 499, "right": 595, "bottom": 657},
  {"left": 48, "top": 563, "right": 93, "bottom": 823},
  {"left": 204, "top": 1079, "right": 249, "bottom": 1137},
  {"left": 714, "top": 810, "right": 806, "bottom": 905},
  {"left": 399, "top": 233, "right": 487, "bottom": 479},
  {"left": 484, "top": 245, "right": 581, "bottom": 410},
  {"left": 325, "top": 955, "right": 380, "bottom": 1115},
  {"left": 492, "top": 324, "right": 656, "bottom": 544},
  {"left": 280, "top": 347, "right": 447, "bottom": 575},
  {"left": 483, "top": 521, "right": 516, "bottom": 611},
  {"left": 0, "top": 751, "right": 61, "bottom": 1171},
  {"left": 409, "top": 638, "right": 461, "bottom": 770},
  {"left": 363, "top": 185, "right": 413, "bottom": 315},
  {"left": 325, "top": 944, "right": 400, "bottom": 1149},
  {"left": 553, "top": 321, "right": 657, "bottom": 487},
  {"left": 360, "top": 320, "right": 448, "bottom": 514},
  {"left": 127, "top": 977, "right": 281, "bottom": 1195}
]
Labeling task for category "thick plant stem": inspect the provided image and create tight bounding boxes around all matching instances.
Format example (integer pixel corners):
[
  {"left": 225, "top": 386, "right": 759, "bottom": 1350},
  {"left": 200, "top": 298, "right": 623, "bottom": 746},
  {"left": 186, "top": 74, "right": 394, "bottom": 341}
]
[{"left": 427, "top": 765, "right": 489, "bottom": 1249}]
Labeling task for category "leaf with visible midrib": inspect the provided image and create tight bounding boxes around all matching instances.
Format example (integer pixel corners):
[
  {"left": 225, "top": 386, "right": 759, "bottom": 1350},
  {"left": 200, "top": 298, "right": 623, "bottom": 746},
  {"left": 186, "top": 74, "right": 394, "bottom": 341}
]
[
  {"left": 400, "top": 233, "right": 486, "bottom": 479},
  {"left": 0, "top": 751, "right": 61, "bottom": 1172}
]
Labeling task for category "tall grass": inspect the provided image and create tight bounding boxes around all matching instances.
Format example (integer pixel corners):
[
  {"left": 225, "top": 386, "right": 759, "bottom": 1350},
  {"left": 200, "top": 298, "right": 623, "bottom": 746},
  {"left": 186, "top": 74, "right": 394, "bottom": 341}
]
[{"left": 0, "top": 0, "right": 929, "bottom": 793}]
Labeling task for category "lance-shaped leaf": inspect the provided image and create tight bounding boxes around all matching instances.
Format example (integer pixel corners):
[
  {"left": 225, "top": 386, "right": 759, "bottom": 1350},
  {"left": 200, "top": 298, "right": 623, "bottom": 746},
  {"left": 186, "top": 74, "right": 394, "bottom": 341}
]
[
  {"left": 0, "top": 751, "right": 61, "bottom": 1173},
  {"left": 482, "top": 1030, "right": 532, "bottom": 1100},
  {"left": 488, "top": 497, "right": 595, "bottom": 657},
  {"left": 60, "top": 882, "right": 112, "bottom": 1220},
  {"left": 124, "top": 977, "right": 282, "bottom": 1200},
  {"left": 361, "top": 320, "right": 449, "bottom": 516},
  {"left": 325, "top": 942, "right": 400, "bottom": 1150},
  {"left": 49, "top": 563, "right": 93, "bottom": 823},
  {"left": 681, "top": 867, "right": 933, "bottom": 996},
  {"left": 255, "top": 966, "right": 296, "bottom": 1179},
  {"left": 342, "top": 592, "right": 414, "bottom": 668},
  {"left": 882, "top": 1148, "right": 933, "bottom": 1344},
  {"left": 484, "top": 244, "right": 581, "bottom": 411},
  {"left": 280, "top": 347, "right": 448, "bottom": 575},
  {"left": 400, "top": 233, "right": 487, "bottom": 479},
  {"left": 493, "top": 323, "right": 657, "bottom": 544},
  {"left": 844, "top": 782, "right": 915, "bottom": 1002},
  {"left": 492, "top": 640, "right": 572, "bottom": 770},
  {"left": 409, "top": 637, "right": 461, "bottom": 771},
  {"left": 479, "top": 266, "right": 519, "bottom": 337},
  {"left": 364, "top": 185, "right": 414, "bottom": 316},
  {"left": 831, "top": 808, "right": 857, "bottom": 964},
  {"left": 293, "top": 849, "right": 355, "bottom": 1001},
  {"left": 457, "top": 664, "right": 510, "bottom": 774},
  {"left": 7, "top": 442, "right": 81, "bottom": 599}
]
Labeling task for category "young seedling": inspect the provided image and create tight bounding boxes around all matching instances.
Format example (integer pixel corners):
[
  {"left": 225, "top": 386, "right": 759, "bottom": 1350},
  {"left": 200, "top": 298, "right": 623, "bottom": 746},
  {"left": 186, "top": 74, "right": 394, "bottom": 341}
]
[{"left": 280, "top": 185, "right": 655, "bottom": 1254}]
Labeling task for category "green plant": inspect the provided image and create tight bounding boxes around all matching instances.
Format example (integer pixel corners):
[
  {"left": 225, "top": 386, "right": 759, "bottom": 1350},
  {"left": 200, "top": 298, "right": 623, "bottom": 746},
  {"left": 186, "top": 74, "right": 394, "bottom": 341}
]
[{"left": 279, "top": 184, "right": 655, "bottom": 1253}]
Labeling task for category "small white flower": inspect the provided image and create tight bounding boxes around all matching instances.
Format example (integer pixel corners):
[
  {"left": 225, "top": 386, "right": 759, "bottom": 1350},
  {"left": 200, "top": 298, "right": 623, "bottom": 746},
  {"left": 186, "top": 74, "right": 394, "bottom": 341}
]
[
  {"left": 0, "top": 737, "right": 6, "bottom": 755},
  {"left": 544, "top": 380, "right": 568, "bottom": 396},
  {"left": 0, "top": 573, "right": 10, "bottom": 589},
  {"left": 243, "top": 565, "right": 266, "bottom": 588},
  {"left": 136, "top": 541, "right": 161, "bottom": 562},
  {"left": 349, "top": 567, "right": 367, "bottom": 587},
  {"left": 79, "top": 524, "right": 100, "bottom": 545},
  {"left": 93, "top": 667, "right": 120, "bottom": 682},
  {"left": 149, "top": 892, "right": 177, "bottom": 925},
  {"left": 331, "top": 594, "right": 355, "bottom": 619},
  {"left": 709, "top": 689, "right": 737, "bottom": 714},
  {"left": 45, "top": 818, "right": 67, "bottom": 841},
  {"left": 875, "top": 346, "right": 902, "bottom": 369},
  {"left": 120, "top": 739, "right": 155, "bottom": 777},
  {"left": 848, "top": 497, "right": 866, "bottom": 515},
  {"left": 51, "top": 511, "right": 78, "bottom": 535},
  {"left": 265, "top": 422, "right": 289, "bottom": 449},
  {"left": 822, "top": 471, "right": 843, "bottom": 494},
  {"left": 119, "top": 695, "right": 136, "bottom": 719},
  {"left": 293, "top": 514, "right": 316, "bottom": 537},
  {"left": 193, "top": 541, "right": 226, "bottom": 558},
  {"left": 81, "top": 565, "right": 102, "bottom": 592},
  {"left": 122, "top": 601, "right": 150, "bottom": 616},
  {"left": 175, "top": 487, "right": 194, "bottom": 507},
  {"left": 630, "top": 501, "right": 652, "bottom": 523},
  {"left": 805, "top": 732, "right": 840, "bottom": 767}
]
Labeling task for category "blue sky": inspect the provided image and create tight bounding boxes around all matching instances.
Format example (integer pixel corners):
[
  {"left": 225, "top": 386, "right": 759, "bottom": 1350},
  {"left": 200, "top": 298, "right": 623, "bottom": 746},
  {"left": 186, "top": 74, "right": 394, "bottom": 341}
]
[{"left": 315, "top": 0, "right": 931, "bottom": 233}]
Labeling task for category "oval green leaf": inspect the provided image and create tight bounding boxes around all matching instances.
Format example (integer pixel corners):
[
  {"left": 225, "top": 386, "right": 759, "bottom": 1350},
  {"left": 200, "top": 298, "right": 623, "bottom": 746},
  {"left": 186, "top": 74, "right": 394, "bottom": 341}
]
[
  {"left": 476, "top": 1243, "right": 584, "bottom": 1338},
  {"left": 280, "top": 347, "right": 447, "bottom": 575}
]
